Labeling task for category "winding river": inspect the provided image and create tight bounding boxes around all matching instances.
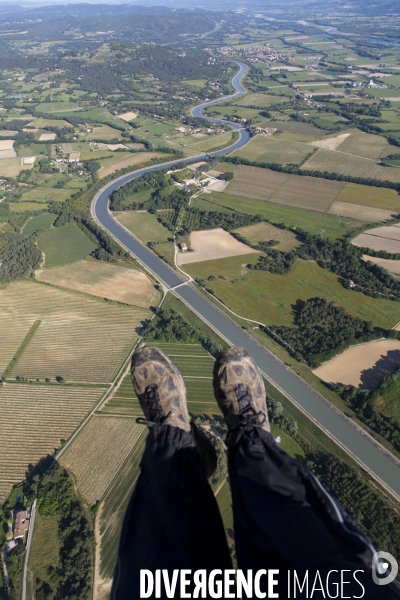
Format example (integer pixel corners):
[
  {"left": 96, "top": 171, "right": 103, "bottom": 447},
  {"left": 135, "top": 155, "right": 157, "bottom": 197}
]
[{"left": 92, "top": 61, "right": 400, "bottom": 498}]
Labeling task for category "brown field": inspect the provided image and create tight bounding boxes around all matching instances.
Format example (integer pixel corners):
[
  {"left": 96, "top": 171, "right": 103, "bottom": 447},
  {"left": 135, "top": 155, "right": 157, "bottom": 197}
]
[
  {"left": 352, "top": 233, "right": 400, "bottom": 253},
  {"left": 225, "top": 165, "right": 343, "bottom": 212},
  {"left": 234, "top": 222, "right": 301, "bottom": 251},
  {"left": 310, "top": 133, "right": 350, "bottom": 150},
  {"left": 225, "top": 165, "right": 287, "bottom": 199},
  {"left": 0, "top": 313, "right": 36, "bottom": 375},
  {"left": 60, "top": 415, "right": 144, "bottom": 505},
  {"left": 35, "top": 260, "right": 159, "bottom": 308},
  {"left": 313, "top": 340, "right": 400, "bottom": 389},
  {"left": 0, "top": 384, "right": 105, "bottom": 502},
  {"left": 362, "top": 255, "right": 400, "bottom": 275},
  {"left": 0, "top": 130, "right": 18, "bottom": 137},
  {"left": 38, "top": 133, "right": 56, "bottom": 141},
  {"left": 98, "top": 152, "right": 162, "bottom": 178},
  {"left": 117, "top": 111, "right": 138, "bottom": 121},
  {"left": 0, "top": 140, "right": 15, "bottom": 150},
  {"left": 328, "top": 201, "right": 394, "bottom": 222},
  {"left": 177, "top": 228, "right": 258, "bottom": 265},
  {"left": 335, "top": 132, "right": 394, "bottom": 160},
  {"left": 91, "top": 126, "right": 122, "bottom": 141},
  {"left": 1, "top": 281, "right": 149, "bottom": 384}
]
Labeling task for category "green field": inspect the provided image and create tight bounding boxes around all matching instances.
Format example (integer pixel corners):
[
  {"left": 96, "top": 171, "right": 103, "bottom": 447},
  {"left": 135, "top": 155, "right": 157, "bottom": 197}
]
[
  {"left": 185, "top": 258, "right": 400, "bottom": 330},
  {"left": 35, "top": 101, "right": 81, "bottom": 113},
  {"left": 10, "top": 202, "right": 43, "bottom": 212},
  {"left": 116, "top": 211, "right": 171, "bottom": 243},
  {"left": 379, "top": 379, "right": 400, "bottom": 425},
  {"left": 232, "top": 135, "right": 313, "bottom": 165},
  {"left": 28, "top": 513, "right": 60, "bottom": 597},
  {"left": 38, "top": 224, "right": 97, "bottom": 267},
  {"left": 195, "top": 191, "right": 364, "bottom": 238},
  {"left": 235, "top": 221, "right": 302, "bottom": 251},
  {"left": 336, "top": 183, "right": 400, "bottom": 212},
  {"left": 20, "top": 186, "right": 71, "bottom": 203},
  {"left": 22, "top": 212, "right": 56, "bottom": 236},
  {"left": 101, "top": 343, "right": 217, "bottom": 416}
]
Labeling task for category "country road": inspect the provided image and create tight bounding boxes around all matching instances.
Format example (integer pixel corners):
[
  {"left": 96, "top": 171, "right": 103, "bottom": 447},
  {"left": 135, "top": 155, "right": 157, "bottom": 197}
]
[{"left": 92, "top": 60, "right": 400, "bottom": 500}]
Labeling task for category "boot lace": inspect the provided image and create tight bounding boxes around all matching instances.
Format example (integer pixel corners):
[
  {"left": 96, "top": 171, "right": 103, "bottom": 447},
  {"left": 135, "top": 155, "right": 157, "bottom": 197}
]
[{"left": 136, "top": 384, "right": 172, "bottom": 427}]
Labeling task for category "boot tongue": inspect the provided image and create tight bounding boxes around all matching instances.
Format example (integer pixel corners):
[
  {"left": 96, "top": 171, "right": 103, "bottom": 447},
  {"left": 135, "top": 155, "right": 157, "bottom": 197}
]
[{"left": 234, "top": 383, "right": 254, "bottom": 417}]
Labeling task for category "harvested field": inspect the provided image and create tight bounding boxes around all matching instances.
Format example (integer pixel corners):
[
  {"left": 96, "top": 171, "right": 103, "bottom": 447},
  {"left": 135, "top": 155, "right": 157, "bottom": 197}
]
[
  {"left": 177, "top": 228, "right": 258, "bottom": 265},
  {"left": 0, "top": 130, "right": 17, "bottom": 137},
  {"left": 0, "top": 140, "right": 15, "bottom": 150},
  {"left": 98, "top": 152, "right": 161, "bottom": 178},
  {"left": 225, "top": 165, "right": 287, "bottom": 199},
  {"left": 117, "top": 112, "right": 137, "bottom": 121},
  {"left": 335, "top": 184, "right": 400, "bottom": 212},
  {"left": 313, "top": 340, "right": 400, "bottom": 389},
  {"left": 1, "top": 281, "right": 149, "bottom": 384},
  {"left": 0, "top": 383, "right": 105, "bottom": 502},
  {"left": 310, "top": 133, "right": 350, "bottom": 150},
  {"left": 235, "top": 222, "right": 301, "bottom": 251},
  {"left": 301, "top": 148, "right": 400, "bottom": 183},
  {"left": 352, "top": 233, "right": 400, "bottom": 253},
  {"left": 60, "top": 416, "right": 145, "bottom": 505},
  {"left": 36, "top": 260, "right": 159, "bottom": 308},
  {"left": 232, "top": 135, "right": 312, "bottom": 165},
  {"left": 362, "top": 255, "right": 400, "bottom": 275},
  {"left": 328, "top": 202, "right": 394, "bottom": 222},
  {"left": 271, "top": 175, "right": 342, "bottom": 212},
  {"left": 0, "top": 158, "right": 33, "bottom": 177},
  {"left": 38, "top": 133, "right": 56, "bottom": 141},
  {"left": 335, "top": 132, "right": 394, "bottom": 160},
  {"left": 225, "top": 165, "right": 343, "bottom": 211},
  {"left": 207, "top": 180, "right": 229, "bottom": 192}
]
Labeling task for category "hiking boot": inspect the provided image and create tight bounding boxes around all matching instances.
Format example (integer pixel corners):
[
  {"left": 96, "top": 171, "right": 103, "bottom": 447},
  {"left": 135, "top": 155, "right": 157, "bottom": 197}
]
[
  {"left": 213, "top": 346, "right": 269, "bottom": 435},
  {"left": 131, "top": 346, "right": 190, "bottom": 431}
]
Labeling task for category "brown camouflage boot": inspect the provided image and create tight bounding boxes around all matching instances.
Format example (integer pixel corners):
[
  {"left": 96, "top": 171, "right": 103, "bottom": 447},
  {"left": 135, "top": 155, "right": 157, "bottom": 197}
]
[
  {"left": 131, "top": 346, "right": 190, "bottom": 431},
  {"left": 213, "top": 346, "right": 270, "bottom": 435}
]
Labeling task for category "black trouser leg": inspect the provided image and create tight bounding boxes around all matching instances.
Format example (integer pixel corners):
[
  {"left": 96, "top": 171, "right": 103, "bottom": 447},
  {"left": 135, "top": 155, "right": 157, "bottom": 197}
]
[
  {"left": 111, "top": 425, "right": 231, "bottom": 600},
  {"left": 228, "top": 427, "right": 400, "bottom": 599}
]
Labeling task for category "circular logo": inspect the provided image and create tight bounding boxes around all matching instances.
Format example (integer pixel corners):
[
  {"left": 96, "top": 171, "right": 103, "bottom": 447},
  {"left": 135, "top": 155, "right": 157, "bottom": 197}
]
[{"left": 372, "top": 551, "right": 398, "bottom": 586}]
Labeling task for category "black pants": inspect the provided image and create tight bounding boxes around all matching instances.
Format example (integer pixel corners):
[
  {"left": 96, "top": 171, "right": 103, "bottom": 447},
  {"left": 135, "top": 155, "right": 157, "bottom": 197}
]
[{"left": 111, "top": 425, "right": 400, "bottom": 599}]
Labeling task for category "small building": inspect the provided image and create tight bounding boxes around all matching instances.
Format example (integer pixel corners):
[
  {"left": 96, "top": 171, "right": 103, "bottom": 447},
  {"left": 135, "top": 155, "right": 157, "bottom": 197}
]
[
  {"left": 14, "top": 510, "right": 29, "bottom": 541},
  {"left": 179, "top": 242, "right": 187, "bottom": 252}
]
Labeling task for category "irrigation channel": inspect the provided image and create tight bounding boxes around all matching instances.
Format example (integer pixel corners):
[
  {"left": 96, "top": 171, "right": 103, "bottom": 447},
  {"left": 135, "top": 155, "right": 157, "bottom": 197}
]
[{"left": 92, "top": 60, "right": 400, "bottom": 499}]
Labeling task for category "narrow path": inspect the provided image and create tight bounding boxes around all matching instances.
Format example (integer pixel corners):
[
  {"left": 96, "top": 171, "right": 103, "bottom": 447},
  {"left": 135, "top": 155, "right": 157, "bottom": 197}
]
[{"left": 92, "top": 59, "right": 400, "bottom": 501}]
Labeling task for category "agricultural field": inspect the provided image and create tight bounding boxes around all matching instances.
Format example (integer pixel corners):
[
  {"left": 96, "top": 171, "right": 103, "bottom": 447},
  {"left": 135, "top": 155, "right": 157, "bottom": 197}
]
[
  {"left": 90, "top": 125, "right": 123, "bottom": 140},
  {"left": 35, "top": 101, "right": 81, "bottom": 113},
  {"left": 313, "top": 340, "right": 400, "bottom": 389},
  {"left": 100, "top": 343, "right": 218, "bottom": 416},
  {"left": 231, "top": 135, "right": 313, "bottom": 165},
  {"left": 333, "top": 182, "right": 400, "bottom": 215},
  {"left": 352, "top": 224, "right": 400, "bottom": 253},
  {"left": 328, "top": 202, "right": 394, "bottom": 222},
  {"left": 235, "top": 222, "right": 302, "bottom": 251},
  {"left": 22, "top": 213, "right": 56, "bottom": 236},
  {"left": 0, "top": 280, "right": 149, "bottom": 384},
  {"left": 177, "top": 228, "right": 259, "bottom": 266},
  {"left": 0, "top": 158, "right": 33, "bottom": 177},
  {"left": 184, "top": 258, "right": 400, "bottom": 330},
  {"left": 195, "top": 191, "right": 364, "bottom": 239},
  {"left": 60, "top": 415, "right": 145, "bottom": 505},
  {"left": 36, "top": 260, "right": 159, "bottom": 308},
  {"left": 0, "top": 383, "right": 105, "bottom": 502},
  {"left": 258, "top": 120, "right": 328, "bottom": 142},
  {"left": 224, "top": 165, "right": 344, "bottom": 212},
  {"left": 363, "top": 255, "right": 400, "bottom": 275},
  {"left": 97, "top": 152, "right": 162, "bottom": 178},
  {"left": 97, "top": 433, "right": 146, "bottom": 579},
  {"left": 332, "top": 132, "right": 395, "bottom": 160},
  {"left": 301, "top": 148, "right": 400, "bottom": 183},
  {"left": 27, "top": 512, "right": 60, "bottom": 595},
  {"left": 115, "top": 211, "right": 171, "bottom": 244},
  {"left": 38, "top": 224, "right": 97, "bottom": 267}
]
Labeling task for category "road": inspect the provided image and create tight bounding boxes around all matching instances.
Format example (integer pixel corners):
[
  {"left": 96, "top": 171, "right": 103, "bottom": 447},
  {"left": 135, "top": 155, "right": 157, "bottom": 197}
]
[
  {"left": 92, "top": 61, "right": 400, "bottom": 499},
  {"left": 21, "top": 499, "right": 36, "bottom": 600}
]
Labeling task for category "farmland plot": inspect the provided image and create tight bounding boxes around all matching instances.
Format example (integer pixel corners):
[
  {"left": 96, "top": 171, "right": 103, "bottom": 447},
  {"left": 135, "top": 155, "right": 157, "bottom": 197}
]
[
  {"left": 0, "top": 384, "right": 105, "bottom": 502},
  {"left": 235, "top": 222, "right": 301, "bottom": 251},
  {"left": 36, "top": 260, "right": 159, "bottom": 308},
  {"left": 225, "top": 165, "right": 288, "bottom": 199},
  {"left": 232, "top": 135, "right": 312, "bottom": 165},
  {"left": 60, "top": 416, "right": 145, "bottom": 505},
  {"left": 1, "top": 281, "right": 149, "bottom": 384},
  {"left": 352, "top": 224, "right": 400, "bottom": 253},
  {"left": 301, "top": 148, "right": 400, "bottom": 183},
  {"left": 334, "top": 132, "right": 395, "bottom": 160}
]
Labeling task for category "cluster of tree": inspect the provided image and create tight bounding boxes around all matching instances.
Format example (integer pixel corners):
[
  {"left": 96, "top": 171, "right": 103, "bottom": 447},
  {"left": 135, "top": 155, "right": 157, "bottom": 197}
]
[
  {"left": 181, "top": 209, "right": 262, "bottom": 234},
  {"left": 0, "top": 232, "right": 41, "bottom": 284},
  {"left": 331, "top": 367, "right": 400, "bottom": 452},
  {"left": 309, "top": 453, "right": 400, "bottom": 560},
  {"left": 110, "top": 169, "right": 169, "bottom": 210},
  {"left": 35, "top": 466, "right": 94, "bottom": 600},
  {"left": 250, "top": 230, "right": 400, "bottom": 300},
  {"left": 267, "top": 298, "right": 391, "bottom": 367}
]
